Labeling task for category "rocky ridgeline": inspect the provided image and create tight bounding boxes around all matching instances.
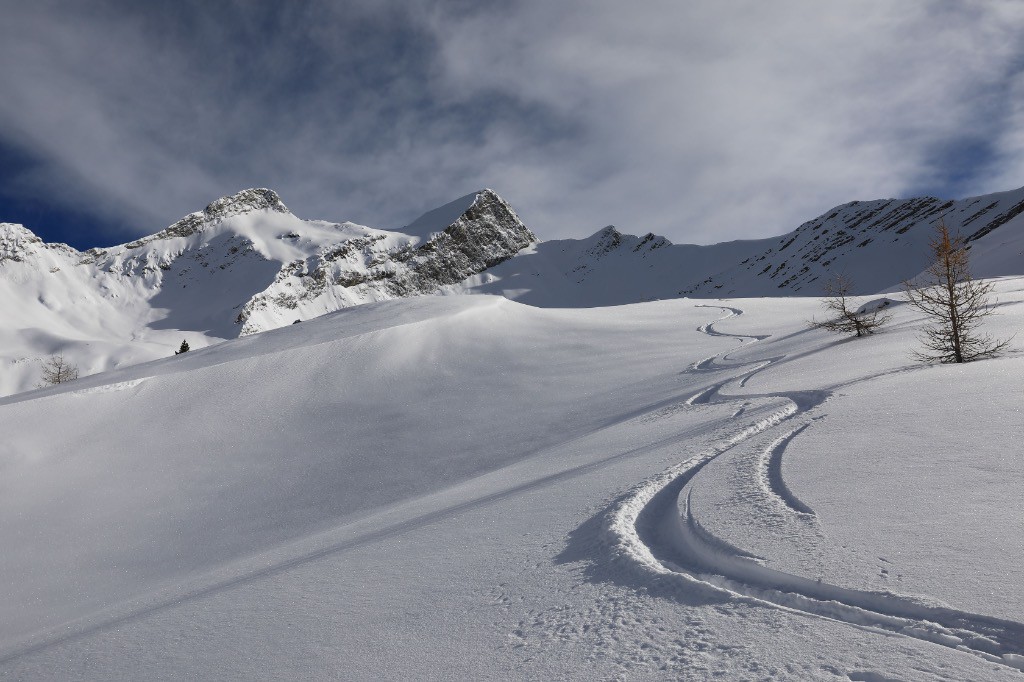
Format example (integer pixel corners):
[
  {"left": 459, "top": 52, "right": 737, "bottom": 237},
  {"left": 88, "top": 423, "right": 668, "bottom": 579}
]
[
  {"left": 388, "top": 189, "right": 537, "bottom": 295},
  {"left": 235, "top": 189, "right": 537, "bottom": 334},
  {"left": 72, "top": 188, "right": 290, "bottom": 268},
  {"left": 682, "top": 187, "right": 1024, "bottom": 296},
  {"left": 584, "top": 226, "right": 669, "bottom": 260},
  {"left": 124, "top": 188, "right": 291, "bottom": 249},
  {"left": 0, "top": 187, "right": 538, "bottom": 348},
  {"left": 4, "top": 183, "right": 1024, "bottom": 348},
  {"left": 0, "top": 223, "right": 81, "bottom": 271}
]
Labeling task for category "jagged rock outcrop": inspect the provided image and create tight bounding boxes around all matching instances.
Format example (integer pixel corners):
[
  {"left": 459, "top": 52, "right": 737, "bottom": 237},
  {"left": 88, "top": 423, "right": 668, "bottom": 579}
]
[
  {"left": 583, "top": 226, "right": 669, "bottom": 260},
  {"left": 235, "top": 189, "right": 536, "bottom": 334},
  {"left": 385, "top": 189, "right": 536, "bottom": 294}
]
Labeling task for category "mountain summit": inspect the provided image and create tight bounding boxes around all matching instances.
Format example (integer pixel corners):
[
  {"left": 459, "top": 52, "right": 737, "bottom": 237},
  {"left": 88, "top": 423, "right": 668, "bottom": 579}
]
[
  {"left": 4, "top": 182, "right": 1024, "bottom": 395},
  {"left": 450, "top": 185, "right": 1024, "bottom": 307},
  {"left": 233, "top": 188, "right": 536, "bottom": 334},
  {"left": 122, "top": 188, "right": 291, "bottom": 249},
  {"left": 0, "top": 188, "right": 536, "bottom": 395}
]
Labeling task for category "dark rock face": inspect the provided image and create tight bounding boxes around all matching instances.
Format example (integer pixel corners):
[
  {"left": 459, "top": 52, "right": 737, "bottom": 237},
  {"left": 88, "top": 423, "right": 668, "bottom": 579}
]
[
  {"left": 385, "top": 189, "right": 537, "bottom": 297},
  {"left": 585, "top": 226, "right": 624, "bottom": 259},
  {"left": 235, "top": 189, "right": 537, "bottom": 334}
]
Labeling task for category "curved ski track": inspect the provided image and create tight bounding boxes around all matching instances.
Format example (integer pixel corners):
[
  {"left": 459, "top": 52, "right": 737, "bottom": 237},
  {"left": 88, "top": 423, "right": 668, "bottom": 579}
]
[
  {"left": 606, "top": 305, "right": 1024, "bottom": 672},
  {"left": 5, "top": 305, "right": 1022, "bottom": 675}
]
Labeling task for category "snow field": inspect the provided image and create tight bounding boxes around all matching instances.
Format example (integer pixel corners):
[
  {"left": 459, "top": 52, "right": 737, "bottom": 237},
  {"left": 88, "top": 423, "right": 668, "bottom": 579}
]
[
  {"left": 0, "top": 296, "right": 734, "bottom": 652},
  {"left": 606, "top": 284, "right": 1024, "bottom": 674},
  {"left": 1, "top": 283, "right": 1022, "bottom": 679}
]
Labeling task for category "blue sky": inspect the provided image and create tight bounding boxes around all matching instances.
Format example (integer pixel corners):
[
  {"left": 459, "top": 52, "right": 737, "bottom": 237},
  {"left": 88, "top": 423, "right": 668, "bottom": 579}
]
[{"left": 2, "top": 1, "right": 1024, "bottom": 250}]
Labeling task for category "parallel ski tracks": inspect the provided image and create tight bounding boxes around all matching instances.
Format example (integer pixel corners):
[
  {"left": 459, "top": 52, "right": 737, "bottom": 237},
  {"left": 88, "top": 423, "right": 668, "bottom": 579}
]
[{"left": 608, "top": 305, "right": 1024, "bottom": 672}]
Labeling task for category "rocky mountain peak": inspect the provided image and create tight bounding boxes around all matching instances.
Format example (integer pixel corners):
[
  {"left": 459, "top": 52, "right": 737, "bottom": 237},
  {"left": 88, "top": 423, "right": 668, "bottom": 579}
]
[
  {"left": 235, "top": 188, "right": 537, "bottom": 335},
  {"left": 202, "top": 188, "right": 290, "bottom": 220},
  {"left": 0, "top": 221, "right": 40, "bottom": 241},
  {"left": 0, "top": 223, "right": 46, "bottom": 263},
  {"left": 584, "top": 226, "right": 624, "bottom": 258},
  {"left": 125, "top": 188, "right": 290, "bottom": 249},
  {"left": 400, "top": 188, "right": 517, "bottom": 240},
  {"left": 434, "top": 189, "right": 537, "bottom": 252}
]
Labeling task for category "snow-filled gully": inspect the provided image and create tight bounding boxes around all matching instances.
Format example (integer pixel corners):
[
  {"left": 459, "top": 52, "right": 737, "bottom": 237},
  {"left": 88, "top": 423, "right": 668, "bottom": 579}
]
[{"left": 604, "top": 306, "right": 1024, "bottom": 672}]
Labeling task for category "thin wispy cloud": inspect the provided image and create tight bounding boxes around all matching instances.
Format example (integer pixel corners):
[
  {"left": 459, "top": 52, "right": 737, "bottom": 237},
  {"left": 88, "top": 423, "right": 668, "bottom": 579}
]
[{"left": 0, "top": 1, "right": 1022, "bottom": 247}]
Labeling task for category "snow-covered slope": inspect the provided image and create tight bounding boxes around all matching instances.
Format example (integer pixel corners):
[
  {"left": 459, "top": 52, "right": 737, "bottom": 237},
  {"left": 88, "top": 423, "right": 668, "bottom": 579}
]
[
  {"left": 1, "top": 287, "right": 1021, "bottom": 679},
  {"left": 455, "top": 186, "right": 1024, "bottom": 304},
  {"left": 682, "top": 186, "right": 1024, "bottom": 296},
  {"left": 0, "top": 188, "right": 535, "bottom": 395},
  {"left": 449, "top": 226, "right": 776, "bottom": 307},
  {"left": 6, "top": 183, "right": 1024, "bottom": 397}
]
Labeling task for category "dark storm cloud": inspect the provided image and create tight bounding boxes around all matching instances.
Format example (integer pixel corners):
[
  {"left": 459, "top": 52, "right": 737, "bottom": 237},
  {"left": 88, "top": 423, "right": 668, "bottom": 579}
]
[{"left": 1, "top": 1, "right": 1023, "bottom": 248}]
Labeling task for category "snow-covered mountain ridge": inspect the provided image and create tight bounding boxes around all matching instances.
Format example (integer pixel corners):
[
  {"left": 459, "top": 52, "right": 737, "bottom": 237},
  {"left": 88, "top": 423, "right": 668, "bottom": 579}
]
[
  {"left": 4, "top": 182, "right": 1024, "bottom": 395},
  {"left": 0, "top": 188, "right": 535, "bottom": 395},
  {"left": 682, "top": 186, "right": 1024, "bottom": 296},
  {"left": 4, "top": 186, "right": 534, "bottom": 332},
  {"left": 456, "top": 185, "right": 1024, "bottom": 306},
  {"left": 117, "top": 187, "right": 291, "bottom": 251}
]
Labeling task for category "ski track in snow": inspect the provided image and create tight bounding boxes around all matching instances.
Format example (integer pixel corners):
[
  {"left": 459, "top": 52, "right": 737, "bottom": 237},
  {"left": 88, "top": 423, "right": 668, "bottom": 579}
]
[
  {"left": 0, "top": 357, "right": 748, "bottom": 666},
  {"left": 762, "top": 426, "right": 816, "bottom": 516},
  {"left": 693, "top": 305, "right": 771, "bottom": 342},
  {"left": 606, "top": 305, "right": 1024, "bottom": 673},
  {"left": 5, "top": 303, "right": 1022, "bottom": 676}
]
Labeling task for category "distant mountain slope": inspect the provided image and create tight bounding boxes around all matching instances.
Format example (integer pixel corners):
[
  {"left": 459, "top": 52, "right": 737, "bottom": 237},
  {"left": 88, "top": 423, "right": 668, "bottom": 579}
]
[
  {"left": 455, "top": 186, "right": 1024, "bottom": 305},
  {"left": 4, "top": 182, "right": 1024, "bottom": 396},
  {"left": 449, "top": 226, "right": 774, "bottom": 307},
  {"left": 682, "top": 186, "right": 1024, "bottom": 297}
]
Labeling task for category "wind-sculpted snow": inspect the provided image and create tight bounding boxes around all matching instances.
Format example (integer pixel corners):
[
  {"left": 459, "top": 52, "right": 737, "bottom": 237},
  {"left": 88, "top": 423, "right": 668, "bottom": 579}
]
[
  {"left": 0, "top": 291, "right": 1021, "bottom": 679},
  {"left": 605, "top": 305, "right": 1024, "bottom": 672}
]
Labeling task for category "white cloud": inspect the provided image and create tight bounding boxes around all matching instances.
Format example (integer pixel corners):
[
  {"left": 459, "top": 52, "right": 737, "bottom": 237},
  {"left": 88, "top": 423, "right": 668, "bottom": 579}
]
[
  {"left": 1, "top": 1, "right": 1023, "bottom": 244},
  {"left": 423, "top": 0, "right": 1024, "bottom": 241}
]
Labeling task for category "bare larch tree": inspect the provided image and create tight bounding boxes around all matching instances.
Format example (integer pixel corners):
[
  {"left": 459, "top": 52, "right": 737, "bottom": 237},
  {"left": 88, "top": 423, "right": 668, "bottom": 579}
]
[
  {"left": 40, "top": 354, "right": 79, "bottom": 385},
  {"left": 809, "top": 273, "right": 891, "bottom": 337},
  {"left": 903, "top": 220, "right": 1009, "bottom": 363}
]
